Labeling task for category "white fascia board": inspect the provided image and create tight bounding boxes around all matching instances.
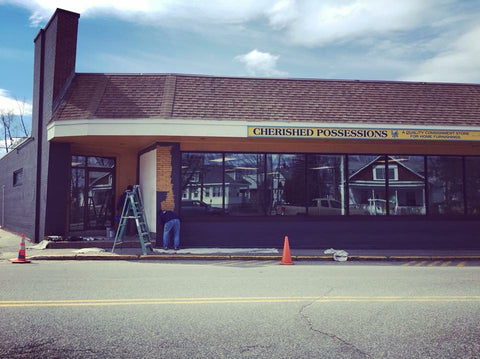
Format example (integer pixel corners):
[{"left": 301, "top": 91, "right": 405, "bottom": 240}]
[
  {"left": 47, "top": 117, "right": 480, "bottom": 141},
  {"left": 47, "top": 118, "right": 249, "bottom": 140}
]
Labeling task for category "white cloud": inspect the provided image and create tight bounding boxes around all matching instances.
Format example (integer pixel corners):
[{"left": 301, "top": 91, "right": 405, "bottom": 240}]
[
  {"left": 402, "top": 25, "right": 480, "bottom": 83},
  {"left": 7, "top": 0, "right": 435, "bottom": 47},
  {"left": 275, "top": 0, "right": 435, "bottom": 46},
  {"left": 235, "top": 49, "right": 287, "bottom": 77},
  {"left": 267, "top": 0, "right": 299, "bottom": 29},
  {"left": 4, "top": 0, "right": 479, "bottom": 83},
  {"left": 7, "top": 0, "right": 277, "bottom": 26},
  {"left": 0, "top": 89, "right": 32, "bottom": 115}
]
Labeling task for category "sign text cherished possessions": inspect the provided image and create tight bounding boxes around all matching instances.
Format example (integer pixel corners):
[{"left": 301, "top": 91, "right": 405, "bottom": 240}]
[{"left": 247, "top": 126, "right": 480, "bottom": 141}]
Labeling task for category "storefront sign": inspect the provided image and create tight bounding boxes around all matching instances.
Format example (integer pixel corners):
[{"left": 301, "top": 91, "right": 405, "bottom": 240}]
[{"left": 247, "top": 126, "right": 480, "bottom": 141}]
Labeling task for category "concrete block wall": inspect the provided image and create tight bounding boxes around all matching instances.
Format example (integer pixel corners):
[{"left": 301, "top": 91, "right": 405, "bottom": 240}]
[{"left": 0, "top": 140, "right": 37, "bottom": 240}]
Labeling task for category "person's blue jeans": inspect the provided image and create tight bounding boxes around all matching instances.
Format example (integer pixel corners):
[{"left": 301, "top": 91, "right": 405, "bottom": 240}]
[{"left": 163, "top": 219, "right": 180, "bottom": 248}]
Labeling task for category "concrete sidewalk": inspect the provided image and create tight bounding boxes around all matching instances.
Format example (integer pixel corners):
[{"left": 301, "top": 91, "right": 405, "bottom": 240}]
[{"left": 1, "top": 229, "right": 480, "bottom": 262}]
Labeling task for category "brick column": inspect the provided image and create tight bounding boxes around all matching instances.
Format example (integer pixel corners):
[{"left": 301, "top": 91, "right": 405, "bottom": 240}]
[{"left": 155, "top": 143, "right": 181, "bottom": 233}]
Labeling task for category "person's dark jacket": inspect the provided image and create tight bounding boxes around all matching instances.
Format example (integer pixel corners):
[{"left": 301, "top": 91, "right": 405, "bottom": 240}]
[{"left": 159, "top": 210, "right": 179, "bottom": 225}]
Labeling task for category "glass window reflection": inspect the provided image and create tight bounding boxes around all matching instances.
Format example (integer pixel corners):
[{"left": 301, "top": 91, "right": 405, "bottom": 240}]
[
  {"left": 70, "top": 168, "right": 85, "bottom": 231},
  {"left": 181, "top": 153, "right": 225, "bottom": 216},
  {"left": 348, "top": 155, "right": 386, "bottom": 215},
  {"left": 267, "top": 154, "right": 306, "bottom": 215},
  {"left": 225, "top": 154, "right": 265, "bottom": 215},
  {"left": 87, "top": 157, "right": 115, "bottom": 168},
  {"left": 427, "top": 156, "right": 464, "bottom": 215},
  {"left": 465, "top": 157, "right": 480, "bottom": 215},
  {"left": 306, "top": 155, "right": 346, "bottom": 215},
  {"left": 389, "top": 156, "right": 426, "bottom": 215}
]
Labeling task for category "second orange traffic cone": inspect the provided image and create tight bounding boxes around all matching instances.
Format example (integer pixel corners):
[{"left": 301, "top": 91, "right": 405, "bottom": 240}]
[{"left": 280, "top": 235, "right": 293, "bottom": 265}]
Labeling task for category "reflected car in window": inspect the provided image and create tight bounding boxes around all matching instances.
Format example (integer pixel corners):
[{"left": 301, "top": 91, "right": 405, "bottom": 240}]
[
  {"left": 276, "top": 198, "right": 347, "bottom": 215},
  {"left": 181, "top": 200, "right": 226, "bottom": 216}
]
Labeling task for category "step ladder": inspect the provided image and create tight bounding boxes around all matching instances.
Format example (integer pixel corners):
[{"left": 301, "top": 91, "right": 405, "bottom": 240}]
[{"left": 112, "top": 185, "right": 154, "bottom": 255}]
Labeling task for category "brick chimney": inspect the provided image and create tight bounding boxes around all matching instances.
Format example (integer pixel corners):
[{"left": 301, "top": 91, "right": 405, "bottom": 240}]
[
  {"left": 32, "top": 9, "right": 79, "bottom": 242},
  {"left": 33, "top": 9, "right": 79, "bottom": 120}
]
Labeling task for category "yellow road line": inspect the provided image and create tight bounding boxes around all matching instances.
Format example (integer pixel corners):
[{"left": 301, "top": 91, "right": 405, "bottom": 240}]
[
  {"left": 427, "top": 261, "right": 441, "bottom": 267},
  {"left": 441, "top": 261, "right": 452, "bottom": 267},
  {"left": 457, "top": 261, "right": 466, "bottom": 267},
  {"left": 1, "top": 296, "right": 480, "bottom": 308},
  {"left": 402, "top": 261, "right": 416, "bottom": 266}
]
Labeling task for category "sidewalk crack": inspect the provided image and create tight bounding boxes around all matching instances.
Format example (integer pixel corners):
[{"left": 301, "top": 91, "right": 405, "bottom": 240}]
[{"left": 298, "top": 289, "right": 372, "bottom": 359}]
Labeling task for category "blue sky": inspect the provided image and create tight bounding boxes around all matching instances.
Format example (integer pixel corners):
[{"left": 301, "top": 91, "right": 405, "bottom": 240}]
[{"left": 1, "top": 0, "right": 480, "bottom": 121}]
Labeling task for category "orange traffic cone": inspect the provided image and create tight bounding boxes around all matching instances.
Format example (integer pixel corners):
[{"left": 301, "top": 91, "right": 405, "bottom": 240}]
[
  {"left": 280, "top": 235, "right": 293, "bottom": 265},
  {"left": 10, "top": 233, "right": 31, "bottom": 264}
]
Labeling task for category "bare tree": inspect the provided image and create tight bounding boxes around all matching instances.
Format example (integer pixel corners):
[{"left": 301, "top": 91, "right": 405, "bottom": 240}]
[
  {"left": 0, "top": 98, "right": 31, "bottom": 154},
  {"left": 0, "top": 111, "right": 13, "bottom": 153},
  {"left": 15, "top": 98, "right": 29, "bottom": 137}
]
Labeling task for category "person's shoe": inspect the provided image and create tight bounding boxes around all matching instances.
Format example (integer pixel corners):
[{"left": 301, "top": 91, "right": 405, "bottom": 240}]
[
  {"left": 163, "top": 247, "right": 168, "bottom": 250},
  {"left": 174, "top": 247, "right": 179, "bottom": 251}
]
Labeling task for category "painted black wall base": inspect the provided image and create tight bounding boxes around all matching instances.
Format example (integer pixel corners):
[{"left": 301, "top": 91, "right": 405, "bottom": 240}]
[{"left": 181, "top": 218, "right": 480, "bottom": 250}]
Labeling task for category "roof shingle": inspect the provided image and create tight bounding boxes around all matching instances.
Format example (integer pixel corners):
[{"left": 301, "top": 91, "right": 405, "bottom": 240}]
[{"left": 51, "top": 73, "right": 480, "bottom": 127}]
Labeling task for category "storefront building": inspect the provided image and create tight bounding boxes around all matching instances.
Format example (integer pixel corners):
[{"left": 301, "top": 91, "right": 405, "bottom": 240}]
[{"left": 1, "top": 8, "right": 479, "bottom": 249}]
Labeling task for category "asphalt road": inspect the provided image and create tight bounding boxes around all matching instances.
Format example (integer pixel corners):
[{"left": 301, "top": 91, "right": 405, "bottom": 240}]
[{"left": 0, "top": 260, "right": 479, "bottom": 358}]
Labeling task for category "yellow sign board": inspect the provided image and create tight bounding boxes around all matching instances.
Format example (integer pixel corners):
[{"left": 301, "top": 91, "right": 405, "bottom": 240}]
[{"left": 247, "top": 126, "right": 480, "bottom": 141}]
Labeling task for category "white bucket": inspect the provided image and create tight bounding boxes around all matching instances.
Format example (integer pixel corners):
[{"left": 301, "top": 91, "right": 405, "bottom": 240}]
[{"left": 106, "top": 227, "right": 115, "bottom": 239}]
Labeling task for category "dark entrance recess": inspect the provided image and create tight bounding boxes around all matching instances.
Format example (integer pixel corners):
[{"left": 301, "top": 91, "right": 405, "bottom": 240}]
[{"left": 70, "top": 156, "right": 115, "bottom": 231}]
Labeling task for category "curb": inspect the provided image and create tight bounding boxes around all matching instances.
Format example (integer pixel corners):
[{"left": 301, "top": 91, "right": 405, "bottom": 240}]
[{"left": 23, "top": 254, "right": 480, "bottom": 261}]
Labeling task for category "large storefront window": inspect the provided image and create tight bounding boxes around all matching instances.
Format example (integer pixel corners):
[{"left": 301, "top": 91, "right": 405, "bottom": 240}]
[
  {"left": 181, "top": 153, "right": 224, "bottom": 216},
  {"left": 70, "top": 155, "right": 115, "bottom": 231},
  {"left": 389, "top": 156, "right": 426, "bottom": 215},
  {"left": 348, "top": 155, "right": 386, "bottom": 215},
  {"left": 307, "top": 155, "right": 346, "bottom": 215},
  {"left": 180, "top": 152, "right": 478, "bottom": 218},
  {"left": 465, "top": 157, "right": 480, "bottom": 215},
  {"left": 268, "top": 154, "right": 306, "bottom": 215},
  {"left": 427, "top": 156, "right": 464, "bottom": 215}
]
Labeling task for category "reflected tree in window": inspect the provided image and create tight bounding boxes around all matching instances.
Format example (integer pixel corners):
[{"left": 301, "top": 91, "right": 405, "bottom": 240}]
[
  {"left": 87, "top": 156, "right": 115, "bottom": 168},
  {"left": 225, "top": 154, "right": 265, "bottom": 215},
  {"left": 70, "top": 155, "right": 115, "bottom": 231},
  {"left": 466, "top": 157, "right": 480, "bottom": 215},
  {"left": 307, "top": 155, "right": 346, "bottom": 215},
  {"left": 70, "top": 168, "right": 85, "bottom": 231},
  {"left": 267, "top": 154, "right": 306, "bottom": 215},
  {"left": 427, "top": 156, "right": 464, "bottom": 215},
  {"left": 181, "top": 153, "right": 224, "bottom": 216}
]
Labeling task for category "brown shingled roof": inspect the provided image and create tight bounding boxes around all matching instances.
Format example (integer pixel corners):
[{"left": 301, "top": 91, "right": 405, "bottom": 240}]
[{"left": 51, "top": 73, "right": 480, "bottom": 127}]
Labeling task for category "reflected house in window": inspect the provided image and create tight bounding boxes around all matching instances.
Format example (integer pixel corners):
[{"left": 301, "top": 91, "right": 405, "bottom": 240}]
[
  {"left": 182, "top": 165, "right": 224, "bottom": 208},
  {"left": 225, "top": 168, "right": 260, "bottom": 211},
  {"left": 349, "top": 156, "right": 426, "bottom": 215},
  {"left": 182, "top": 165, "right": 254, "bottom": 212}
]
